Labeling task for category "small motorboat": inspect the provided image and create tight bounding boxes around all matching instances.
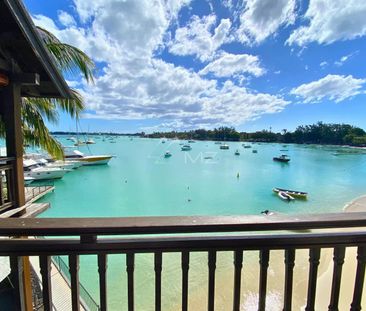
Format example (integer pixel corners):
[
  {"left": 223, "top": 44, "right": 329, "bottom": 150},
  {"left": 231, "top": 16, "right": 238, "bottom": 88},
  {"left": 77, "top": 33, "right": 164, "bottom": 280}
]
[
  {"left": 86, "top": 139, "right": 95, "bottom": 144},
  {"left": 273, "top": 187, "right": 308, "bottom": 199},
  {"left": 252, "top": 150, "right": 258, "bottom": 153},
  {"left": 181, "top": 145, "right": 192, "bottom": 151},
  {"left": 188, "top": 140, "right": 195, "bottom": 143},
  {"left": 164, "top": 151, "right": 172, "bottom": 158},
  {"left": 278, "top": 191, "right": 295, "bottom": 201},
  {"left": 243, "top": 144, "right": 251, "bottom": 148},
  {"left": 273, "top": 155, "right": 290, "bottom": 162},
  {"left": 214, "top": 141, "right": 222, "bottom": 144},
  {"left": 234, "top": 150, "right": 240, "bottom": 155},
  {"left": 220, "top": 144, "right": 229, "bottom": 150}
]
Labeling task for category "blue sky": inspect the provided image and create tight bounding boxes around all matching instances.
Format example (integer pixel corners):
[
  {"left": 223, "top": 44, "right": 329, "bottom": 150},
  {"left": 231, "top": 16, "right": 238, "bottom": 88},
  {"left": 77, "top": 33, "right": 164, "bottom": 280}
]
[{"left": 24, "top": 0, "right": 366, "bottom": 133}]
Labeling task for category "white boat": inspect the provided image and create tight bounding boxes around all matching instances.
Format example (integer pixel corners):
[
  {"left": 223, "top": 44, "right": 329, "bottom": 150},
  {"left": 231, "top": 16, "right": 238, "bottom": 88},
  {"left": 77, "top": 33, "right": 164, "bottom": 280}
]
[
  {"left": 220, "top": 144, "right": 229, "bottom": 150},
  {"left": 65, "top": 150, "right": 112, "bottom": 166},
  {"left": 278, "top": 191, "right": 295, "bottom": 201},
  {"left": 23, "top": 159, "right": 69, "bottom": 180},
  {"left": 86, "top": 139, "right": 95, "bottom": 144},
  {"left": 38, "top": 158, "right": 82, "bottom": 170},
  {"left": 181, "top": 145, "right": 192, "bottom": 151},
  {"left": 24, "top": 153, "right": 82, "bottom": 170}
]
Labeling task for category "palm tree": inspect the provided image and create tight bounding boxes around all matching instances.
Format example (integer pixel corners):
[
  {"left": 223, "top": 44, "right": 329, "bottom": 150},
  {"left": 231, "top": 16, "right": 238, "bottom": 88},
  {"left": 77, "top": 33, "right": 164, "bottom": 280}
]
[{"left": 17, "top": 27, "right": 94, "bottom": 159}]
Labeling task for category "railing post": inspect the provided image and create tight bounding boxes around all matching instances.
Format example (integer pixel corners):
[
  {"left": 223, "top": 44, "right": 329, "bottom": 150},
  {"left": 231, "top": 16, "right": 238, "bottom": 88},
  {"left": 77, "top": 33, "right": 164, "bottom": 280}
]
[
  {"left": 258, "top": 249, "right": 270, "bottom": 311},
  {"left": 126, "top": 252, "right": 135, "bottom": 311},
  {"left": 98, "top": 253, "right": 108, "bottom": 311},
  {"left": 350, "top": 246, "right": 366, "bottom": 311},
  {"left": 208, "top": 250, "right": 217, "bottom": 311},
  {"left": 328, "top": 247, "right": 345, "bottom": 311},
  {"left": 40, "top": 255, "right": 52, "bottom": 311},
  {"left": 154, "top": 252, "right": 162, "bottom": 311},
  {"left": 181, "top": 251, "right": 190, "bottom": 311},
  {"left": 283, "top": 249, "right": 295, "bottom": 311},
  {"left": 233, "top": 250, "right": 243, "bottom": 311},
  {"left": 69, "top": 254, "right": 80, "bottom": 311},
  {"left": 305, "top": 248, "right": 321, "bottom": 311}
]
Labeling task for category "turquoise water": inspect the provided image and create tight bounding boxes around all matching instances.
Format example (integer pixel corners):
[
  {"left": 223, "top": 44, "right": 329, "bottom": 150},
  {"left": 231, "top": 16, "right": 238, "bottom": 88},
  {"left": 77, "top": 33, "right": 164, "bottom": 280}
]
[{"left": 37, "top": 137, "right": 366, "bottom": 310}]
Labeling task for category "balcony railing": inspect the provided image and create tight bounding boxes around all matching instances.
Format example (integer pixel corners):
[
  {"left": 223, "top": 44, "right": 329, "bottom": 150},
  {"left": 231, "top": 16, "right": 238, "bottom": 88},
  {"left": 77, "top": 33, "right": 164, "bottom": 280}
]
[
  {"left": 0, "top": 157, "right": 15, "bottom": 212},
  {"left": 1, "top": 212, "right": 366, "bottom": 311}
]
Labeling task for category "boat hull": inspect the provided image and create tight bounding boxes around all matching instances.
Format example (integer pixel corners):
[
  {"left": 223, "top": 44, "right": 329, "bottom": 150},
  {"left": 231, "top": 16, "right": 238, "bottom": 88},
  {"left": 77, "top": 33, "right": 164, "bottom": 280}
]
[
  {"left": 273, "top": 187, "right": 307, "bottom": 199},
  {"left": 79, "top": 156, "right": 112, "bottom": 166},
  {"left": 24, "top": 169, "right": 68, "bottom": 180}
]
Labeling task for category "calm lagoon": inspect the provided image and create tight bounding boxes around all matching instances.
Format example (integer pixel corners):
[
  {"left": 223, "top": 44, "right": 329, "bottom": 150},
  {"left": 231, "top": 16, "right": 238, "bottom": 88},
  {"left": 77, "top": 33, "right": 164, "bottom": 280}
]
[{"left": 38, "top": 137, "right": 366, "bottom": 310}]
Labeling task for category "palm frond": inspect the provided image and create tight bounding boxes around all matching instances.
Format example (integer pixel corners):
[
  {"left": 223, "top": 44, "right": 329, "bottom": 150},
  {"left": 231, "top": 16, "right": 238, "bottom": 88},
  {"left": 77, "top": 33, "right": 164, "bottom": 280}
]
[
  {"left": 21, "top": 102, "right": 64, "bottom": 159},
  {"left": 37, "top": 26, "right": 95, "bottom": 83}
]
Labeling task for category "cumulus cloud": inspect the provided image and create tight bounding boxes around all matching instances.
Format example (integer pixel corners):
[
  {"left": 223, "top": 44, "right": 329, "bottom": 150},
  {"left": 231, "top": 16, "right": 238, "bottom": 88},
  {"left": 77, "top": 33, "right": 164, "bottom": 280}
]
[
  {"left": 199, "top": 52, "right": 265, "bottom": 78},
  {"left": 287, "top": 0, "right": 366, "bottom": 46},
  {"left": 58, "top": 11, "right": 76, "bottom": 27},
  {"left": 168, "top": 14, "right": 232, "bottom": 61},
  {"left": 236, "top": 0, "right": 296, "bottom": 44},
  {"left": 291, "top": 74, "right": 366, "bottom": 103},
  {"left": 32, "top": 0, "right": 291, "bottom": 130}
]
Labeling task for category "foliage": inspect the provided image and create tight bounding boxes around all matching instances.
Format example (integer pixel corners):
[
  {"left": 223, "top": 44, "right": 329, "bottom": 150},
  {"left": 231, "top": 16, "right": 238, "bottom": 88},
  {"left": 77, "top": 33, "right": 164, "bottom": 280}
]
[{"left": 145, "top": 122, "right": 366, "bottom": 146}]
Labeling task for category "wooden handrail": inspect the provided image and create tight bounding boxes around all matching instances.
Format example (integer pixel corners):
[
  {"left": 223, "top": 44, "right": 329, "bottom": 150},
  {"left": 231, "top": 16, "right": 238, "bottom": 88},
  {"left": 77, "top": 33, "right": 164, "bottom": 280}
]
[
  {"left": 0, "top": 212, "right": 366, "bottom": 236},
  {"left": 1, "top": 231, "right": 366, "bottom": 256}
]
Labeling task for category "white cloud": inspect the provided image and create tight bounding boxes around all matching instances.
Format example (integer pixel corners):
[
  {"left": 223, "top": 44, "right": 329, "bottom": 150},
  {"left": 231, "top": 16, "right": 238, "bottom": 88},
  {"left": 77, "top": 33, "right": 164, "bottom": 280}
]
[
  {"left": 33, "top": 0, "right": 290, "bottom": 130},
  {"left": 236, "top": 0, "right": 296, "bottom": 44},
  {"left": 287, "top": 0, "right": 366, "bottom": 46},
  {"left": 291, "top": 74, "right": 366, "bottom": 103},
  {"left": 58, "top": 11, "right": 76, "bottom": 27},
  {"left": 334, "top": 51, "right": 358, "bottom": 66},
  {"left": 199, "top": 52, "right": 265, "bottom": 78},
  {"left": 320, "top": 61, "right": 328, "bottom": 68},
  {"left": 168, "top": 14, "right": 232, "bottom": 61}
]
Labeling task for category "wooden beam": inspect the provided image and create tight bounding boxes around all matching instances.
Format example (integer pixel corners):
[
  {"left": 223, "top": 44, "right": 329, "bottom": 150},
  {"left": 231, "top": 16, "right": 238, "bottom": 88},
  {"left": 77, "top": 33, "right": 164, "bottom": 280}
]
[
  {"left": 12, "top": 73, "right": 40, "bottom": 86},
  {"left": 0, "top": 82, "right": 25, "bottom": 208}
]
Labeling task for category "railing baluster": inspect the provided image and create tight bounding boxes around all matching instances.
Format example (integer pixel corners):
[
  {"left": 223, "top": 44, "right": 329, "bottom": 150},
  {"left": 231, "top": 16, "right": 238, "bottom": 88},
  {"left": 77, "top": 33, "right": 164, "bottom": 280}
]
[
  {"left": 98, "top": 253, "right": 108, "bottom": 311},
  {"left": 181, "top": 251, "right": 190, "bottom": 311},
  {"left": 328, "top": 247, "right": 345, "bottom": 311},
  {"left": 283, "top": 249, "right": 295, "bottom": 311},
  {"left": 154, "top": 252, "right": 162, "bottom": 311},
  {"left": 208, "top": 250, "right": 217, "bottom": 311},
  {"left": 258, "top": 249, "right": 270, "bottom": 311},
  {"left": 233, "top": 250, "right": 243, "bottom": 311},
  {"left": 305, "top": 248, "right": 321, "bottom": 311},
  {"left": 69, "top": 254, "right": 80, "bottom": 311},
  {"left": 350, "top": 246, "right": 366, "bottom": 311},
  {"left": 126, "top": 252, "right": 135, "bottom": 311},
  {"left": 40, "top": 255, "right": 52, "bottom": 311}
]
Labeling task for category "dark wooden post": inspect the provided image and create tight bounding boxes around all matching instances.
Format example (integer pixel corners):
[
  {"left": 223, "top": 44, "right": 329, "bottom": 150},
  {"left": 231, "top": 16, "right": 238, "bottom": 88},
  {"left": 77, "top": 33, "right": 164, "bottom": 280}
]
[{"left": 0, "top": 81, "right": 25, "bottom": 208}]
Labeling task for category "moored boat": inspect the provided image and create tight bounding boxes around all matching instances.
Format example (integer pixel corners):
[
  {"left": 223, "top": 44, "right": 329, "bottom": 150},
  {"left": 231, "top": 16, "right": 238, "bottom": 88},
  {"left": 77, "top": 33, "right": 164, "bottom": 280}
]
[
  {"left": 234, "top": 149, "right": 240, "bottom": 155},
  {"left": 273, "top": 187, "right": 307, "bottom": 199},
  {"left": 164, "top": 151, "right": 172, "bottom": 158},
  {"left": 273, "top": 154, "right": 290, "bottom": 162},
  {"left": 23, "top": 159, "right": 69, "bottom": 180},
  {"left": 278, "top": 191, "right": 295, "bottom": 201},
  {"left": 220, "top": 144, "right": 229, "bottom": 150},
  {"left": 65, "top": 150, "right": 113, "bottom": 165},
  {"left": 181, "top": 145, "right": 192, "bottom": 151},
  {"left": 252, "top": 149, "right": 258, "bottom": 153}
]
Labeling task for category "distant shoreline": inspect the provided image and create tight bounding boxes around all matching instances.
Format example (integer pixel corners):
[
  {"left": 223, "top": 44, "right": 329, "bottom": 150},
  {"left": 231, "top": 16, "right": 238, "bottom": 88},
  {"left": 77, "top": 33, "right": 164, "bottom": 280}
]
[{"left": 51, "top": 133, "right": 366, "bottom": 150}]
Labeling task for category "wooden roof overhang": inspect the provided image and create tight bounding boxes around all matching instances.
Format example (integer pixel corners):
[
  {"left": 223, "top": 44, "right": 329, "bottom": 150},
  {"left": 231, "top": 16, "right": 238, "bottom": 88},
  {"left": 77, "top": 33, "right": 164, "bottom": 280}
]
[{"left": 0, "top": 0, "right": 72, "bottom": 99}]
